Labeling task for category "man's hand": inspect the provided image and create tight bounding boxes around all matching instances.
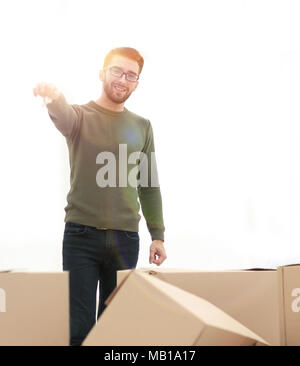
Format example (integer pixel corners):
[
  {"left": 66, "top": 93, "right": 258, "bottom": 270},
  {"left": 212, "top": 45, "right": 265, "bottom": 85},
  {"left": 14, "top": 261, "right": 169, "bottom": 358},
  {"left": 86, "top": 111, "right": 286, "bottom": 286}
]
[
  {"left": 33, "top": 82, "right": 61, "bottom": 102},
  {"left": 149, "top": 240, "right": 167, "bottom": 266}
]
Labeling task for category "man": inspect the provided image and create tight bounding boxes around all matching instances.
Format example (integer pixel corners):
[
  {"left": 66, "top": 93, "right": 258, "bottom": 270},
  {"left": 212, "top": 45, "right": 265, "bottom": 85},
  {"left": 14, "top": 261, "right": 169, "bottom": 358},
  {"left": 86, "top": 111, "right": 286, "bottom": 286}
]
[{"left": 33, "top": 47, "right": 166, "bottom": 346}]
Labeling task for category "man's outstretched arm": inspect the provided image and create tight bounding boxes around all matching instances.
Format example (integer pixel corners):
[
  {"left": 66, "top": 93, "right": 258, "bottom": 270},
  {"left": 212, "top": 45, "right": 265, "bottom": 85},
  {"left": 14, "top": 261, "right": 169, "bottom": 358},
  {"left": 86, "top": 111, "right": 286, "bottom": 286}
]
[{"left": 33, "top": 82, "right": 78, "bottom": 138}]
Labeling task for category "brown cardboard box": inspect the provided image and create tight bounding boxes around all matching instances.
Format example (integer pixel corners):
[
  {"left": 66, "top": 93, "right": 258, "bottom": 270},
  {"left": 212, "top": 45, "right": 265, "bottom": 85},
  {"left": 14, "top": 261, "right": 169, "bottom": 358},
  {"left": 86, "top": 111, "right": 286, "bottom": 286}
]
[
  {"left": 0, "top": 271, "right": 69, "bottom": 345},
  {"left": 83, "top": 270, "right": 268, "bottom": 346},
  {"left": 277, "top": 264, "right": 300, "bottom": 345},
  {"left": 117, "top": 268, "right": 280, "bottom": 345}
]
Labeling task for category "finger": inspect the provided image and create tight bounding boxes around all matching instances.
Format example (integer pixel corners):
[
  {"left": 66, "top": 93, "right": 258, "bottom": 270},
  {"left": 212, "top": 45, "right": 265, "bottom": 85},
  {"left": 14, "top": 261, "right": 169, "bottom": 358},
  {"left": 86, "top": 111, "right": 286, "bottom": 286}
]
[
  {"left": 33, "top": 84, "right": 41, "bottom": 97},
  {"left": 45, "top": 83, "right": 54, "bottom": 96},
  {"left": 36, "top": 84, "right": 45, "bottom": 97},
  {"left": 36, "top": 82, "right": 48, "bottom": 97},
  {"left": 154, "top": 259, "right": 161, "bottom": 266},
  {"left": 156, "top": 260, "right": 164, "bottom": 266},
  {"left": 149, "top": 253, "right": 154, "bottom": 264},
  {"left": 149, "top": 248, "right": 156, "bottom": 264},
  {"left": 156, "top": 254, "right": 167, "bottom": 266},
  {"left": 151, "top": 254, "right": 159, "bottom": 265},
  {"left": 154, "top": 250, "right": 165, "bottom": 262},
  {"left": 44, "top": 83, "right": 52, "bottom": 97}
]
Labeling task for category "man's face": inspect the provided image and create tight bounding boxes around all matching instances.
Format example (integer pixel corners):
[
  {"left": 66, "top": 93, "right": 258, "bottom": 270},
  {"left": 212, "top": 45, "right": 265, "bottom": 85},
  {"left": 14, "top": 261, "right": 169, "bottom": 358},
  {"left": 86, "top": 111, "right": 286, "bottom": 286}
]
[{"left": 100, "top": 55, "right": 140, "bottom": 104}]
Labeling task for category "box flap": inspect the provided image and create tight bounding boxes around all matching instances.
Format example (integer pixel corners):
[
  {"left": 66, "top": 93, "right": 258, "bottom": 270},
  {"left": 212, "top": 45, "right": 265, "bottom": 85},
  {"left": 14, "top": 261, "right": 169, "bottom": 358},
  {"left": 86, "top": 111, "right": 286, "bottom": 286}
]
[
  {"left": 105, "top": 269, "right": 134, "bottom": 306},
  {"left": 277, "top": 263, "right": 300, "bottom": 269},
  {"left": 0, "top": 268, "right": 29, "bottom": 273},
  {"left": 135, "top": 267, "right": 277, "bottom": 274},
  {"left": 136, "top": 272, "right": 269, "bottom": 345}
]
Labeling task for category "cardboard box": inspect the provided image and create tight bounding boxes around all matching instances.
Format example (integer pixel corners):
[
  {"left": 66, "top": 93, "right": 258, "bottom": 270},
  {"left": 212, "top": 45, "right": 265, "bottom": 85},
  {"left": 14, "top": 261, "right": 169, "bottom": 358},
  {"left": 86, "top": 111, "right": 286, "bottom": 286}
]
[
  {"left": 0, "top": 271, "right": 69, "bottom": 346},
  {"left": 83, "top": 270, "right": 268, "bottom": 346},
  {"left": 278, "top": 264, "right": 300, "bottom": 345},
  {"left": 117, "top": 268, "right": 280, "bottom": 346}
]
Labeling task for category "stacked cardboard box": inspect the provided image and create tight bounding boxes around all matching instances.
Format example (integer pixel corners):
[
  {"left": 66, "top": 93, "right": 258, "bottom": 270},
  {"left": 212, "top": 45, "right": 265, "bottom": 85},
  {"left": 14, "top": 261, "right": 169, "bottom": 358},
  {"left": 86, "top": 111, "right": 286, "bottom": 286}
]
[
  {"left": 277, "top": 265, "right": 300, "bottom": 345},
  {"left": 0, "top": 271, "right": 69, "bottom": 346}
]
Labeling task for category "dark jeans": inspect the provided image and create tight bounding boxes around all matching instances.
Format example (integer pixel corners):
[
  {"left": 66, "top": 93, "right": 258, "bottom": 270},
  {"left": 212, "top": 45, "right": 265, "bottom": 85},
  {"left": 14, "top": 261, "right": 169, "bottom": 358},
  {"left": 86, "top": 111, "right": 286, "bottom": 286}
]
[{"left": 62, "top": 222, "right": 140, "bottom": 346}]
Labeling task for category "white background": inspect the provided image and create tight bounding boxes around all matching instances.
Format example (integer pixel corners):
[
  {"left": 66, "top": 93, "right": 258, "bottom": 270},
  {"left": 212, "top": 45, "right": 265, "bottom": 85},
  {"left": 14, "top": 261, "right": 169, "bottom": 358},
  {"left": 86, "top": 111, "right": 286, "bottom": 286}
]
[{"left": 0, "top": 0, "right": 300, "bottom": 271}]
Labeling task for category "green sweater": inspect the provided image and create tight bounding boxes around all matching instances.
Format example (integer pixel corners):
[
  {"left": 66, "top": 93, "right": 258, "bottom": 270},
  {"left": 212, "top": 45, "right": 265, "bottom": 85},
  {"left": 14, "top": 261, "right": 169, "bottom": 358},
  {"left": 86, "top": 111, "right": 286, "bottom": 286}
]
[{"left": 47, "top": 95, "right": 165, "bottom": 241}]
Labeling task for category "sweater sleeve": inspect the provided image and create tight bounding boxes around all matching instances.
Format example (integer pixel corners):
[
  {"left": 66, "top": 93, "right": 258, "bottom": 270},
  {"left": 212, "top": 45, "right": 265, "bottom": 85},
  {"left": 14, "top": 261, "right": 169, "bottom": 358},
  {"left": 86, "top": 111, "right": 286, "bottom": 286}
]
[
  {"left": 46, "top": 93, "right": 80, "bottom": 140},
  {"left": 137, "top": 120, "right": 165, "bottom": 242}
]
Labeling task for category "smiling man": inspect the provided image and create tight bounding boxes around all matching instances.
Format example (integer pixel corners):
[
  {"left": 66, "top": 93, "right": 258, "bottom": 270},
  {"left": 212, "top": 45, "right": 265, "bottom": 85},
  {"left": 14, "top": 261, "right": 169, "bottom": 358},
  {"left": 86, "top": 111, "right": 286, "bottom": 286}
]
[{"left": 33, "top": 47, "right": 166, "bottom": 346}]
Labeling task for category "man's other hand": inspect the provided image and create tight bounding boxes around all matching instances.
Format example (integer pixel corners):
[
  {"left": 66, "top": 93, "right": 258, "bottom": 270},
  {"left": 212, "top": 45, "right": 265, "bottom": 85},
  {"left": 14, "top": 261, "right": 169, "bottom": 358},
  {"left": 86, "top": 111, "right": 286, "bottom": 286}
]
[{"left": 149, "top": 240, "right": 167, "bottom": 266}]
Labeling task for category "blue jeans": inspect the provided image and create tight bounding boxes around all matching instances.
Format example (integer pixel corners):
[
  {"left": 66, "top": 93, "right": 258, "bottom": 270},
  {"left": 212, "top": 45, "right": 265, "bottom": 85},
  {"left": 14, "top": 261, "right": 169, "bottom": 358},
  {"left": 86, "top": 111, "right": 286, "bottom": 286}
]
[{"left": 62, "top": 222, "right": 140, "bottom": 346}]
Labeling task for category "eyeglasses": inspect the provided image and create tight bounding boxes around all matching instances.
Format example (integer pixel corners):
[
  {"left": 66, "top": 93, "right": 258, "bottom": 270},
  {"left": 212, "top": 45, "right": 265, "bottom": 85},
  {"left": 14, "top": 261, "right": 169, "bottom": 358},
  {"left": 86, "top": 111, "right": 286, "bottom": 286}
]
[{"left": 105, "top": 66, "right": 139, "bottom": 82}]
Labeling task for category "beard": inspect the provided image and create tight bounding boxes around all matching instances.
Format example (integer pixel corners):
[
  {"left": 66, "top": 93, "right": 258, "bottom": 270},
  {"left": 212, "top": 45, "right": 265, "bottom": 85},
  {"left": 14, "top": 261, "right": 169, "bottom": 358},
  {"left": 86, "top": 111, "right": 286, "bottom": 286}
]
[{"left": 103, "top": 80, "right": 132, "bottom": 104}]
